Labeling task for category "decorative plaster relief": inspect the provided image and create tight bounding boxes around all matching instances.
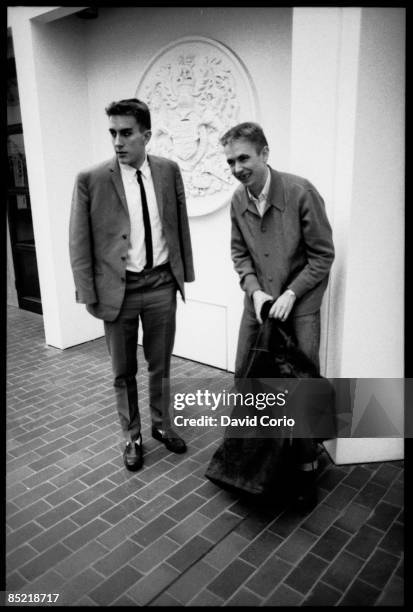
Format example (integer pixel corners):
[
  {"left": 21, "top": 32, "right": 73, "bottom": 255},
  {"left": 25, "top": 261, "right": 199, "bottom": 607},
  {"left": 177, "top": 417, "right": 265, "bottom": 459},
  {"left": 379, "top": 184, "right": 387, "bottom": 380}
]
[{"left": 136, "top": 36, "right": 257, "bottom": 216}]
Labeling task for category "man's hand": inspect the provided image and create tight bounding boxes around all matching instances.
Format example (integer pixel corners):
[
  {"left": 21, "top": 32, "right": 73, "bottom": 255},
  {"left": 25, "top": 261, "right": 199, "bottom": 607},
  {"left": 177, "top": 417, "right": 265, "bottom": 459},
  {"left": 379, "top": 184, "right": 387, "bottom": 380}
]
[
  {"left": 252, "top": 290, "right": 273, "bottom": 324},
  {"left": 269, "top": 289, "right": 296, "bottom": 321}
]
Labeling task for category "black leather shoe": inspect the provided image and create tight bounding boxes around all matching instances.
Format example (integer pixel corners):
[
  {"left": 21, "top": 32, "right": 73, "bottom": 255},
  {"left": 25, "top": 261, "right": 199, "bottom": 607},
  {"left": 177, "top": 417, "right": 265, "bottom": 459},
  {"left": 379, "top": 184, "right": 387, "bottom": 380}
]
[
  {"left": 123, "top": 435, "right": 143, "bottom": 471},
  {"left": 292, "top": 469, "right": 318, "bottom": 514},
  {"left": 151, "top": 426, "right": 187, "bottom": 454}
]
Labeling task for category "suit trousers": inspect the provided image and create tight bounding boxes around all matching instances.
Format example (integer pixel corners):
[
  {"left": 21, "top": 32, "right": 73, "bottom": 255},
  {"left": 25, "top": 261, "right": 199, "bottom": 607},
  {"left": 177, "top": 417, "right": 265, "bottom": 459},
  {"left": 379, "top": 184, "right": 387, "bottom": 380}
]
[
  {"left": 235, "top": 300, "right": 321, "bottom": 464},
  {"left": 104, "top": 266, "right": 177, "bottom": 443}
]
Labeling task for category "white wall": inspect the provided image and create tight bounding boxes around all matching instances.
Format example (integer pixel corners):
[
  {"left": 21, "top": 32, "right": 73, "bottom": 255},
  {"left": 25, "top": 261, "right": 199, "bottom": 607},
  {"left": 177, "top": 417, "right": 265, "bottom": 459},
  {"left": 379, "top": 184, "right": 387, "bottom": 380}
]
[{"left": 8, "top": 7, "right": 104, "bottom": 347}]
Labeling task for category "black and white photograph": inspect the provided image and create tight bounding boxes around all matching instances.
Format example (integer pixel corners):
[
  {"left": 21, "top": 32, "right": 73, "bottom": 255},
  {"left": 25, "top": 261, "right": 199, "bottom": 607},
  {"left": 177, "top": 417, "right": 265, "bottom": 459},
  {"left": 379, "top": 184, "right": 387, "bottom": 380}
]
[{"left": 5, "top": 5, "right": 405, "bottom": 607}]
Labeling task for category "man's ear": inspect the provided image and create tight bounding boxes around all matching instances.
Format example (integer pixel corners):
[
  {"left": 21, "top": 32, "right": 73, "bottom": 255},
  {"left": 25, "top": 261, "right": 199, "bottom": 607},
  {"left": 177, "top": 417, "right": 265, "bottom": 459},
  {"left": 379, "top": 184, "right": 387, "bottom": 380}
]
[
  {"left": 144, "top": 130, "right": 152, "bottom": 145},
  {"left": 261, "top": 145, "right": 270, "bottom": 162}
]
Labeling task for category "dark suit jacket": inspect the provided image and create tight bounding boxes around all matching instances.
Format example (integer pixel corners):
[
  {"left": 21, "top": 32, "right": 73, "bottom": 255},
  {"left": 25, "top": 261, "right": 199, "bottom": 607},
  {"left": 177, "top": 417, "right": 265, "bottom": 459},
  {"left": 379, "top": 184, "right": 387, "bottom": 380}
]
[
  {"left": 231, "top": 166, "right": 334, "bottom": 316},
  {"left": 69, "top": 154, "right": 194, "bottom": 321}
]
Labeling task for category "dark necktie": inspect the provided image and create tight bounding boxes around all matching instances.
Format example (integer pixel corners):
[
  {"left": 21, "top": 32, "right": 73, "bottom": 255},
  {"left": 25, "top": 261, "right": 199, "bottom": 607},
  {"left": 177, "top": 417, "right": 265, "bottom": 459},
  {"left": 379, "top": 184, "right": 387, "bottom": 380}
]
[{"left": 136, "top": 169, "right": 153, "bottom": 269}]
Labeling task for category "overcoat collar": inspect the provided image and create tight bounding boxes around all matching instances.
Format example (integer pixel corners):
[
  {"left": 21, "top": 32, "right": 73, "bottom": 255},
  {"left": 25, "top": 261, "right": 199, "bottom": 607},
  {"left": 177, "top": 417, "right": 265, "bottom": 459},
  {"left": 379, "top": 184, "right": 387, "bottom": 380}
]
[
  {"left": 108, "top": 154, "right": 165, "bottom": 219},
  {"left": 238, "top": 166, "right": 286, "bottom": 216}
]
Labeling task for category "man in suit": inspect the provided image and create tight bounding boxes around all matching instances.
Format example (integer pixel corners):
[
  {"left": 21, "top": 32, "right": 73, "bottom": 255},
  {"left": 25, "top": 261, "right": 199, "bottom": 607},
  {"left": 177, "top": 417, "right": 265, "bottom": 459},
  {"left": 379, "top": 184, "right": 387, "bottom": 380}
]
[
  {"left": 221, "top": 122, "right": 334, "bottom": 511},
  {"left": 69, "top": 98, "right": 194, "bottom": 471}
]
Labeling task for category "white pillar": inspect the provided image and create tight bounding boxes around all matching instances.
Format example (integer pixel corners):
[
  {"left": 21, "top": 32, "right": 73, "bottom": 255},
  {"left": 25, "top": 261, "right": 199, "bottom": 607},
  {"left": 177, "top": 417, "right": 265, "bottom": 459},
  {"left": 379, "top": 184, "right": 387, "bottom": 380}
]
[
  {"left": 290, "top": 7, "right": 404, "bottom": 462},
  {"left": 8, "top": 7, "right": 104, "bottom": 348}
]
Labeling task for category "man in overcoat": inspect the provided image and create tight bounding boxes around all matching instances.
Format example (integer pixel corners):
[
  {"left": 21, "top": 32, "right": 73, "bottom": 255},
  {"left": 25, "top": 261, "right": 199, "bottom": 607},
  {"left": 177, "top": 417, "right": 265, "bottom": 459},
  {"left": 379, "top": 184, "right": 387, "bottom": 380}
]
[
  {"left": 221, "top": 122, "right": 334, "bottom": 510},
  {"left": 69, "top": 98, "right": 194, "bottom": 471}
]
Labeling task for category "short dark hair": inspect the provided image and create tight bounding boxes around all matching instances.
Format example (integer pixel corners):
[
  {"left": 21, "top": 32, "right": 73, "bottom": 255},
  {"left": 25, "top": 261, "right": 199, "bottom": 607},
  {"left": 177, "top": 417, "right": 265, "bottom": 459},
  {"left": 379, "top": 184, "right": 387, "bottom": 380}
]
[
  {"left": 105, "top": 98, "right": 151, "bottom": 131},
  {"left": 220, "top": 122, "right": 268, "bottom": 153}
]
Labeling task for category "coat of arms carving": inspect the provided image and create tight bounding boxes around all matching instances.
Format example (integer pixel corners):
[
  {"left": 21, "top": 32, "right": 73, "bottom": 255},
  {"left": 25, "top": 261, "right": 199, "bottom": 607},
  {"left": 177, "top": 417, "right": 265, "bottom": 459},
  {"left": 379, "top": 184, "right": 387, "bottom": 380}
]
[{"left": 137, "top": 37, "right": 257, "bottom": 216}]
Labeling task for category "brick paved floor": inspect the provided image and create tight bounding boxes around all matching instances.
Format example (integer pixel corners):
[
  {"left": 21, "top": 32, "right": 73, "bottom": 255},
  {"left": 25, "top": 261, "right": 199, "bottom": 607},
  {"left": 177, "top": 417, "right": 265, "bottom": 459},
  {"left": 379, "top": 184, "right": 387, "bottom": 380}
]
[{"left": 5, "top": 306, "right": 404, "bottom": 606}]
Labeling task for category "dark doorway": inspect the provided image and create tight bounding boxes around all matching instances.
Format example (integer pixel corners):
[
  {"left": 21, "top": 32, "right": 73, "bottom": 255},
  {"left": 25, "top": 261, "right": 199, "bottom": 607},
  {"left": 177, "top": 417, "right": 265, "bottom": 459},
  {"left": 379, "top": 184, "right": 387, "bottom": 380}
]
[{"left": 7, "top": 33, "right": 42, "bottom": 315}]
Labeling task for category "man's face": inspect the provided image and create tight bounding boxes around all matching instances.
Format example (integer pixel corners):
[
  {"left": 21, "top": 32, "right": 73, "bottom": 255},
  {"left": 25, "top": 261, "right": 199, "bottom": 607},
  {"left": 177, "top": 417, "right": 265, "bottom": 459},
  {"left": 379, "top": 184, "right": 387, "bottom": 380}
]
[
  {"left": 224, "top": 138, "right": 269, "bottom": 195},
  {"left": 108, "top": 115, "right": 151, "bottom": 169}
]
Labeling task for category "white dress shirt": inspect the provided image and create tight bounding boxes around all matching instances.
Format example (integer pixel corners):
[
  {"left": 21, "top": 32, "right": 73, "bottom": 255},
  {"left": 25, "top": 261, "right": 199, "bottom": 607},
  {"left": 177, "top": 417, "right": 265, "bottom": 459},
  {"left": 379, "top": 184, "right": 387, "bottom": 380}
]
[
  {"left": 247, "top": 166, "right": 271, "bottom": 217},
  {"left": 120, "top": 157, "right": 169, "bottom": 272}
]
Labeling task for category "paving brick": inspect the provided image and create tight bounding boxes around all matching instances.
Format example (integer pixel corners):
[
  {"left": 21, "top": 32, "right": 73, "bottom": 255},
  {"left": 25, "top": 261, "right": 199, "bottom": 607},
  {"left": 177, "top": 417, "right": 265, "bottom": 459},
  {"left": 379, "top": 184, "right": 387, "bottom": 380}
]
[
  {"left": 167, "top": 511, "right": 212, "bottom": 545},
  {"left": 339, "top": 578, "right": 381, "bottom": 606},
  {"left": 303, "top": 580, "right": 342, "bottom": 606},
  {"left": 19, "top": 569, "right": 66, "bottom": 595},
  {"left": 112, "top": 594, "right": 141, "bottom": 606},
  {"left": 7, "top": 499, "right": 52, "bottom": 530},
  {"left": 36, "top": 498, "right": 83, "bottom": 529},
  {"left": 239, "top": 529, "right": 283, "bottom": 567},
  {"left": 62, "top": 518, "right": 111, "bottom": 551},
  {"left": 207, "top": 558, "right": 255, "bottom": 600},
  {"left": 162, "top": 459, "right": 202, "bottom": 482},
  {"left": 29, "top": 518, "right": 79, "bottom": 553},
  {"left": 333, "top": 502, "right": 372, "bottom": 534},
  {"left": 268, "top": 509, "right": 304, "bottom": 538},
  {"left": 376, "top": 575, "right": 404, "bottom": 606},
  {"left": 383, "top": 481, "right": 404, "bottom": 507},
  {"left": 203, "top": 531, "right": 249, "bottom": 570},
  {"left": 6, "top": 543, "right": 39, "bottom": 572},
  {"left": 77, "top": 462, "right": 119, "bottom": 488},
  {"left": 188, "top": 588, "right": 224, "bottom": 606},
  {"left": 370, "top": 463, "right": 401, "bottom": 487},
  {"left": 101, "top": 495, "right": 144, "bottom": 524},
  {"left": 104, "top": 478, "right": 146, "bottom": 504},
  {"left": 310, "top": 525, "right": 351, "bottom": 561},
  {"left": 323, "top": 550, "right": 366, "bottom": 592},
  {"left": 92, "top": 539, "right": 143, "bottom": 577},
  {"left": 246, "top": 553, "right": 293, "bottom": 597},
  {"left": 163, "top": 474, "right": 204, "bottom": 500},
  {"left": 11, "top": 482, "right": 57, "bottom": 510},
  {"left": 5, "top": 466, "right": 36, "bottom": 482},
  {"left": 18, "top": 543, "right": 73, "bottom": 581},
  {"left": 164, "top": 492, "right": 206, "bottom": 521},
  {"left": 56, "top": 448, "right": 97, "bottom": 470},
  {"left": 301, "top": 503, "right": 340, "bottom": 536},
  {"left": 129, "top": 535, "right": 179, "bottom": 573},
  {"left": 131, "top": 514, "right": 177, "bottom": 547},
  {"left": 167, "top": 559, "right": 219, "bottom": 604},
  {"left": 97, "top": 515, "right": 144, "bottom": 549},
  {"left": 54, "top": 540, "right": 110, "bottom": 580},
  {"left": 395, "top": 557, "right": 404, "bottom": 579},
  {"left": 167, "top": 534, "right": 214, "bottom": 573},
  {"left": 70, "top": 496, "right": 114, "bottom": 526},
  {"left": 126, "top": 562, "right": 180, "bottom": 605},
  {"left": 195, "top": 479, "right": 222, "bottom": 499},
  {"left": 353, "top": 481, "right": 387, "bottom": 509},
  {"left": 358, "top": 548, "right": 400, "bottom": 589},
  {"left": 6, "top": 482, "right": 28, "bottom": 501},
  {"left": 6, "top": 570, "right": 28, "bottom": 592},
  {"left": 226, "top": 587, "right": 263, "bottom": 606},
  {"left": 6, "top": 521, "right": 44, "bottom": 554},
  {"left": 27, "top": 450, "right": 68, "bottom": 472},
  {"left": 342, "top": 465, "right": 373, "bottom": 489},
  {"left": 345, "top": 524, "right": 384, "bottom": 559},
  {"left": 21, "top": 465, "right": 66, "bottom": 489},
  {"left": 378, "top": 522, "right": 404, "bottom": 557},
  {"left": 73, "top": 478, "right": 115, "bottom": 506},
  {"left": 89, "top": 564, "right": 143, "bottom": 606},
  {"left": 275, "top": 528, "right": 318, "bottom": 565},
  {"left": 263, "top": 583, "right": 304, "bottom": 606},
  {"left": 317, "top": 466, "right": 348, "bottom": 491},
  {"left": 284, "top": 552, "right": 329, "bottom": 595},
  {"left": 323, "top": 483, "right": 359, "bottom": 510},
  {"left": 134, "top": 475, "right": 175, "bottom": 502},
  {"left": 44, "top": 479, "right": 88, "bottom": 507},
  {"left": 133, "top": 493, "right": 175, "bottom": 523},
  {"left": 58, "top": 568, "right": 105, "bottom": 606},
  {"left": 200, "top": 511, "right": 243, "bottom": 544}
]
